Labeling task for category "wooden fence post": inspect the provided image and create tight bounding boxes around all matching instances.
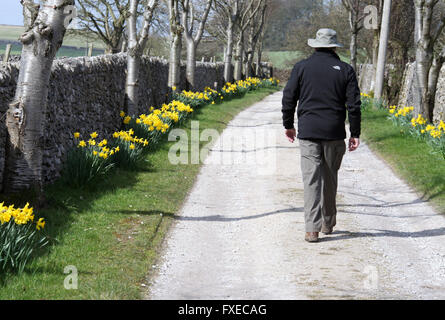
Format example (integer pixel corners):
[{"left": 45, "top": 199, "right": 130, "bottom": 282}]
[
  {"left": 3, "top": 44, "right": 12, "bottom": 63},
  {"left": 87, "top": 43, "right": 93, "bottom": 57}
]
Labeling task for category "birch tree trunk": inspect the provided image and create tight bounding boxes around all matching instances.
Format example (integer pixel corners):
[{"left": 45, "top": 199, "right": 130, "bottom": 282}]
[
  {"left": 374, "top": 0, "right": 391, "bottom": 100},
  {"left": 182, "top": 0, "right": 213, "bottom": 91},
  {"left": 246, "top": 1, "right": 267, "bottom": 79},
  {"left": 234, "top": 32, "right": 244, "bottom": 81},
  {"left": 370, "top": 0, "right": 382, "bottom": 91},
  {"left": 349, "top": 22, "right": 358, "bottom": 71},
  {"left": 342, "top": 0, "right": 365, "bottom": 72},
  {"left": 126, "top": 0, "right": 140, "bottom": 116},
  {"left": 413, "top": 0, "right": 445, "bottom": 122},
  {"left": 256, "top": 27, "right": 265, "bottom": 77},
  {"left": 185, "top": 41, "right": 196, "bottom": 90},
  {"left": 224, "top": 17, "right": 235, "bottom": 83},
  {"left": 168, "top": 0, "right": 183, "bottom": 89},
  {"left": 370, "top": 30, "right": 379, "bottom": 90},
  {"left": 169, "top": 32, "right": 182, "bottom": 88},
  {"left": 126, "top": 0, "right": 158, "bottom": 116},
  {"left": 5, "top": 0, "right": 75, "bottom": 193}
]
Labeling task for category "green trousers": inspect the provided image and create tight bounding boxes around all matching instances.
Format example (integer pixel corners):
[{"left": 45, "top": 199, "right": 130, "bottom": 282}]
[{"left": 299, "top": 139, "right": 346, "bottom": 232}]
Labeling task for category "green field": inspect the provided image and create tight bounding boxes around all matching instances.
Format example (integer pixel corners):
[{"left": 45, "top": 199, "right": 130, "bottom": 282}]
[
  {"left": 0, "top": 24, "right": 105, "bottom": 58},
  {"left": 264, "top": 51, "right": 304, "bottom": 69}
]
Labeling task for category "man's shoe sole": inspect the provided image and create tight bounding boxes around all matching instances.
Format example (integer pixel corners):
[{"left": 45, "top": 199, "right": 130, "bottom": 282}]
[{"left": 322, "top": 227, "right": 333, "bottom": 235}]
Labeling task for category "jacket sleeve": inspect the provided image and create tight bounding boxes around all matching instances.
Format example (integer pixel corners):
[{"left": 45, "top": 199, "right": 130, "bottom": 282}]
[
  {"left": 282, "top": 64, "right": 301, "bottom": 129},
  {"left": 345, "top": 66, "right": 362, "bottom": 138}
]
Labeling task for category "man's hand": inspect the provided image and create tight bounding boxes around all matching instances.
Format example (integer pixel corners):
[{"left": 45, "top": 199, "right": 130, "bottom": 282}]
[
  {"left": 285, "top": 128, "right": 297, "bottom": 143},
  {"left": 349, "top": 137, "right": 360, "bottom": 152}
]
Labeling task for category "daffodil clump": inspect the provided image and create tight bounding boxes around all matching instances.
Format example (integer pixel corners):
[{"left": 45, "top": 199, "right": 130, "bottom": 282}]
[
  {"left": 360, "top": 92, "right": 374, "bottom": 111},
  {"left": 61, "top": 131, "right": 117, "bottom": 187},
  {"left": 176, "top": 87, "right": 218, "bottom": 108},
  {"left": 121, "top": 99, "right": 193, "bottom": 143},
  {"left": 116, "top": 100, "right": 194, "bottom": 168},
  {"left": 1, "top": 202, "right": 49, "bottom": 273},
  {"left": 174, "top": 77, "right": 280, "bottom": 107},
  {"left": 75, "top": 131, "right": 120, "bottom": 160},
  {"left": 110, "top": 128, "right": 148, "bottom": 170},
  {"left": 385, "top": 104, "right": 445, "bottom": 160},
  {"left": 262, "top": 77, "right": 280, "bottom": 87}
]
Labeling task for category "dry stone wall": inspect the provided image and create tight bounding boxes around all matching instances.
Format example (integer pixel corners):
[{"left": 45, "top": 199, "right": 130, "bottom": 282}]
[
  {"left": 0, "top": 53, "right": 272, "bottom": 190},
  {"left": 359, "top": 62, "right": 444, "bottom": 124}
]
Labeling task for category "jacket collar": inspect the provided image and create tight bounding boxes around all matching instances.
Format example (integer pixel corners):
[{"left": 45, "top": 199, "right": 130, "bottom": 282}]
[{"left": 312, "top": 48, "right": 340, "bottom": 60}]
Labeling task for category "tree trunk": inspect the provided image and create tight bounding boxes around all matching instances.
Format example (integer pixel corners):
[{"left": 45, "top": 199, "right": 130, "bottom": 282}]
[
  {"left": 370, "top": 30, "right": 379, "bottom": 91},
  {"left": 256, "top": 27, "right": 265, "bottom": 77},
  {"left": 125, "top": 0, "right": 157, "bottom": 115},
  {"left": 105, "top": 45, "right": 122, "bottom": 54},
  {"left": 169, "top": 33, "right": 182, "bottom": 88},
  {"left": 416, "top": 42, "right": 434, "bottom": 120},
  {"left": 126, "top": 0, "right": 140, "bottom": 116},
  {"left": 224, "top": 20, "right": 234, "bottom": 83},
  {"left": 350, "top": 31, "right": 357, "bottom": 71},
  {"left": 426, "top": 55, "right": 445, "bottom": 121},
  {"left": 374, "top": 0, "right": 391, "bottom": 100},
  {"left": 5, "top": 0, "right": 74, "bottom": 192},
  {"left": 168, "top": 0, "right": 182, "bottom": 89},
  {"left": 413, "top": 0, "right": 440, "bottom": 122},
  {"left": 186, "top": 40, "right": 196, "bottom": 90},
  {"left": 126, "top": 53, "right": 141, "bottom": 116},
  {"left": 234, "top": 32, "right": 244, "bottom": 81},
  {"left": 246, "top": 51, "right": 254, "bottom": 78},
  {"left": 246, "top": 22, "right": 255, "bottom": 78}
]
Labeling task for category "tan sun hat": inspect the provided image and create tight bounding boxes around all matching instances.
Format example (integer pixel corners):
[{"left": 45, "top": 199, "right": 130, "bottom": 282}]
[{"left": 308, "top": 28, "right": 343, "bottom": 48}]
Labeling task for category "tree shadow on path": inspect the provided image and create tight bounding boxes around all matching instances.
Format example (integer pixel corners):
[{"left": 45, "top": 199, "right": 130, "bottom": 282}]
[
  {"left": 319, "top": 227, "right": 445, "bottom": 242},
  {"left": 175, "top": 207, "right": 304, "bottom": 222}
]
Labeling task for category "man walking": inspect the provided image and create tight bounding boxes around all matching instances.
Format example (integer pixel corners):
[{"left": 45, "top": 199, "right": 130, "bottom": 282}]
[{"left": 282, "top": 29, "right": 362, "bottom": 243}]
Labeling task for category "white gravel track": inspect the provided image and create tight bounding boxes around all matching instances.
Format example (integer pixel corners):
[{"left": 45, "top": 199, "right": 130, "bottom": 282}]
[{"left": 146, "top": 91, "right": 445, "bottom": 300}]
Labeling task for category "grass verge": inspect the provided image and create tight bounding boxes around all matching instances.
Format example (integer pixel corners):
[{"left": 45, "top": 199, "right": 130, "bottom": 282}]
[
  {"left": 0, "top": 86, "right": 279, "bottom": 299},
  {"left": 361, "top": 107, "right": 445, "bottom": 214}
]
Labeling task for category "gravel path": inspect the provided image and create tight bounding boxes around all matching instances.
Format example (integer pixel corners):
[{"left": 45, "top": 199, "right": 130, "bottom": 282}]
[{"left": 146, "top": 91, "right": 445, "bottom": 300}]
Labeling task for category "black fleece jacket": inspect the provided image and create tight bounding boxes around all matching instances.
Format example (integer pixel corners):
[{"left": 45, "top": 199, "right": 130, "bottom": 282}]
[{"left": 282, "top": 49, "right": 361, "bottom": 140}]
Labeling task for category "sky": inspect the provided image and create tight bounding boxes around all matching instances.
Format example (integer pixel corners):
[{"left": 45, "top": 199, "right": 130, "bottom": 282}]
[{"left": 0, "top": 0, "right": 24, "bottom": 26}]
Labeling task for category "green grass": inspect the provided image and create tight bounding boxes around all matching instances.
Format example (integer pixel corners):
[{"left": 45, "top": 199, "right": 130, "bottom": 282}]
[
  {"left": 0, "top": 86, "right": 279, "bottom": 299},
  {"left": 361, "top": 107, "right": 445, "bottom": 214},
  {"left": 264, "top": 51, "right": 304, "bottom": 69}
]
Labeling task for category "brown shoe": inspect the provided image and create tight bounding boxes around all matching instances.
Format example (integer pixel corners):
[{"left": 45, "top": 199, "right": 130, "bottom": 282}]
[
  {"left": 322, "top": 225, "right": 333, "bottom": 235},
  {"left": 305, "top": 232, "right": 319, "bottom": 243}
]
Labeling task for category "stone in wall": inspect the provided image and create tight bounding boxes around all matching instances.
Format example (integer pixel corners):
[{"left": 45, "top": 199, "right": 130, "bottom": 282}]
[
  {"left": 358, "top": 64, "right": 375, "bottom": 94},
  {"left": 398, "top": 62, "right": 420, "bottom": 112},
  {"left": 0, "top": 61, "right": 20, "bottom": 192},
  {"left": 397, "top": 62, "right": 444, "bottom": 123},
  {"left": 357, "top": 63, "right": 395, "bottom": 95},
  {"left": 433, "top": 64, "right": 445, "bottom": 123}
]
